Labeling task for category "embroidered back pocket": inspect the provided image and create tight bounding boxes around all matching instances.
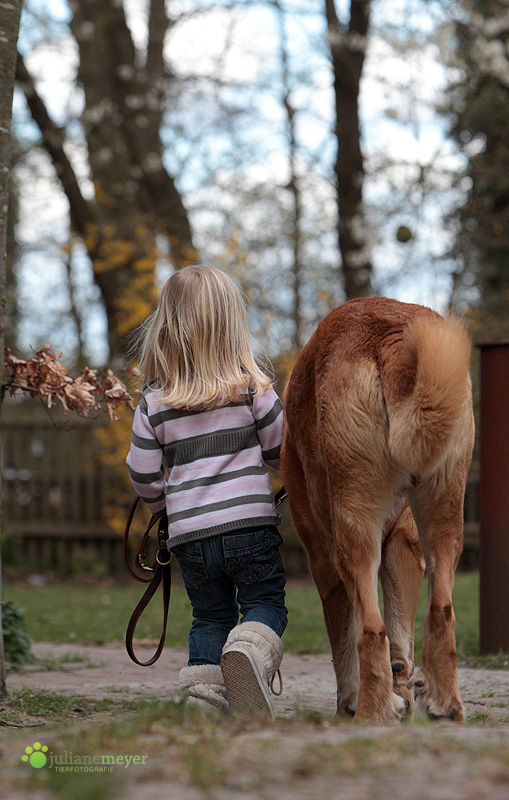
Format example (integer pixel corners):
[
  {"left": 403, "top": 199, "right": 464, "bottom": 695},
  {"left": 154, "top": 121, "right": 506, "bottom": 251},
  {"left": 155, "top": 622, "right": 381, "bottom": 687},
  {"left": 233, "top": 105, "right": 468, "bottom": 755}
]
[
  {"left": 173, "top": 541, "right": 208, "bottom": 588},
  {"left": 223, "top": 529, "right": 274, "bottom": 584}
]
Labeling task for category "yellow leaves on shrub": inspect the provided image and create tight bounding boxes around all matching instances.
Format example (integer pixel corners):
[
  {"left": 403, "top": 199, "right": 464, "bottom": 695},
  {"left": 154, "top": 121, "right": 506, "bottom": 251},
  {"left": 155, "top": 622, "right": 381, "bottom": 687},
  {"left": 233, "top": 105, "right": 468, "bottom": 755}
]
[
  {"left": 93, "top": 181, "right": 116, "bottom": 208},
  {"left": 113, "top": 257, "right": 159, "bottom": 338},
  {"left": 94, "top": 403, "right": 138, "bottom": 534},
  {"left": 273, "top": 350, "right": 299, "bottom": 388},
  {"left": 96, "top": 239, "right": 137, "bottom": 270}
]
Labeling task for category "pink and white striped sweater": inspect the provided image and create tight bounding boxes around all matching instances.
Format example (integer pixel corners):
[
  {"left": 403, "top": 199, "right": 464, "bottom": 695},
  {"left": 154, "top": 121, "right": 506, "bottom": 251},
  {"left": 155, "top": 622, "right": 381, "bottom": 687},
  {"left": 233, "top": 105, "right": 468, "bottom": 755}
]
[{"left": 126, "top": 385, "right": 283, "bottom": 548}]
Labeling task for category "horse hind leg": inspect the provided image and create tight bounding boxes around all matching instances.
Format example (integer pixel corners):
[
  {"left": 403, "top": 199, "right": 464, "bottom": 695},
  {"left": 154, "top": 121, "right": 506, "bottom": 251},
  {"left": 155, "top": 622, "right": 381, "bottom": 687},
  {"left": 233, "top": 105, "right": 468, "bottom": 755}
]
[
  {"left": 318, "top": 573, "right": 359, "bottom": 717},
  {"left": 332, "top": 507, "right": 410, "bottom": 723},
  {"left": 380, "top": 504, "right": 425, "bottom": 712},
  {"left": 287, "top": 495, "right": 360, "bottom": 712},
  {"left": 407, "top": 469, "right": 466, "bottom": 721},
  {"left": 282, "top": 436, "right": 360, "bottom": 716}
]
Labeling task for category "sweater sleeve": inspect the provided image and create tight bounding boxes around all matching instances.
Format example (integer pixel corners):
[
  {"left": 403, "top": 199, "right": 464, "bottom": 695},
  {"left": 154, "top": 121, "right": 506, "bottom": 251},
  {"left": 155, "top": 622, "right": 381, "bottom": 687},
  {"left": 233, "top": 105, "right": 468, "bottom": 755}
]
[
  {"left": 251, "top": 387, "right": 284, "bottom": 470},
  {"left": 126, "top": 395, "right": 166, "bottom": 515}
]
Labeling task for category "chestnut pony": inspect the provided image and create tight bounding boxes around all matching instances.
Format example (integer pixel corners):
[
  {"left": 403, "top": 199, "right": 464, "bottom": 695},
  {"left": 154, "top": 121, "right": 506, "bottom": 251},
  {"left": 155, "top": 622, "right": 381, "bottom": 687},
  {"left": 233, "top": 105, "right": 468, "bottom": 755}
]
[{"left": 281, "top": 297, "right": 474, "bottom": 722}]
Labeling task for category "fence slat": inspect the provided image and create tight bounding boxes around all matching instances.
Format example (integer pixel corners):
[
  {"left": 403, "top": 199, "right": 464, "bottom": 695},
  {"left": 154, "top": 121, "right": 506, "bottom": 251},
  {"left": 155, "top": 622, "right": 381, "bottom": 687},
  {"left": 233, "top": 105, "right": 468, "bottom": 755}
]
[{"left": 2, "top": 400, "right": 126, "bottom": 575}]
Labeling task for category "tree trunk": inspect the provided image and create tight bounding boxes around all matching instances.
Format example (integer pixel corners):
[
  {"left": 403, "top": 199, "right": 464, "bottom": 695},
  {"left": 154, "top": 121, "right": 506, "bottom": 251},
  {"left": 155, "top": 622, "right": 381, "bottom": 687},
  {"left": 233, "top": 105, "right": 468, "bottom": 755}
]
[
  {"left": 325, "top": 0, "right": 373, "bottom": 299},
  {"left": 0, "top": 0, "right": 24, "bottom": 700},
  {"left": 16, "top": 0, "right": 197, "bottom": 359}
]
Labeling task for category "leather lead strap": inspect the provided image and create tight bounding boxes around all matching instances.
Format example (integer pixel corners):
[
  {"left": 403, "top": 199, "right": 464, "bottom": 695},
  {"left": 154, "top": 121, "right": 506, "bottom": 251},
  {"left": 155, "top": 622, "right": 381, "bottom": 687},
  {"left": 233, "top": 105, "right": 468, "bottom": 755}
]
[
  {"left": 123, "top": 497, "right": 172, "bottom": 667},
  {"left": 125, "top": 559, "right": 172, "bottom": 667}
]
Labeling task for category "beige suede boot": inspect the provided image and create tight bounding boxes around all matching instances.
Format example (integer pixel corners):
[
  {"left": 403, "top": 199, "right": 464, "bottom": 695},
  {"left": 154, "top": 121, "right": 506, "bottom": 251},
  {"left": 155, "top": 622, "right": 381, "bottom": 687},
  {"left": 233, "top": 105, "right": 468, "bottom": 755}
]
[
  {"left": 179, "top": 664, "right": 228, "bottom": 715},
  {"left": 220, "top": 621, "right": 283, "bottom": 721}
]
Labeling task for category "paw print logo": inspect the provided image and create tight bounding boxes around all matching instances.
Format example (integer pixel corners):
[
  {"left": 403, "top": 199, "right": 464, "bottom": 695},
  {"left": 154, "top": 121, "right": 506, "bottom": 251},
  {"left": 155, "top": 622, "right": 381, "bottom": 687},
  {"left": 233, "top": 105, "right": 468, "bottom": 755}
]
[{"left": 21, "top": 742, "right": 48, "bottom": 768}]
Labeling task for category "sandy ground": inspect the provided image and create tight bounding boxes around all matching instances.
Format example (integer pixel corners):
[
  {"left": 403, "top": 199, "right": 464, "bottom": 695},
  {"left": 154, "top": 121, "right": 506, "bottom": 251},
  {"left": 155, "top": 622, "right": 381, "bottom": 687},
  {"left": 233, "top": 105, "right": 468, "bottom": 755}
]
[
  {"left": 3, "top": 641, "right": 509, "bottom": 724},
  {"left": 3, "top": 641, "right": 509, "bottom": 722},
  {"left": 3, "top": 643, "right": 509, "bottom": 800}
]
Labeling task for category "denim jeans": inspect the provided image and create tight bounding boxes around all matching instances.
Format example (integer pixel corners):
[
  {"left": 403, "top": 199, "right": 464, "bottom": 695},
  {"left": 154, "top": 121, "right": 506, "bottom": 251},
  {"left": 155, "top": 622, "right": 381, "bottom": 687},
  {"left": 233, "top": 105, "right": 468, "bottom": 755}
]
[{"left": 173, "top": 527, "right": 287, "bottom": 666}]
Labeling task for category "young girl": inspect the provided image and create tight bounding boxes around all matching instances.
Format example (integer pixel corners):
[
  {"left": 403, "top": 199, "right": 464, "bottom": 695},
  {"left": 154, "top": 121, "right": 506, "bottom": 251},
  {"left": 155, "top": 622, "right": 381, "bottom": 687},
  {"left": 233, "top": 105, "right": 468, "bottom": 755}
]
[{"left": 126, "top": 265, "right": 287, "bottom": 719}]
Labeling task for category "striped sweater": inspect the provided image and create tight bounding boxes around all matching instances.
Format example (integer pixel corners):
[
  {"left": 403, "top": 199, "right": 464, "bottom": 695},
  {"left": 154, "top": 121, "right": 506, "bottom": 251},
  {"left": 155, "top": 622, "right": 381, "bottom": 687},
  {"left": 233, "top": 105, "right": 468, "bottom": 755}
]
[{"left": 126, "top": 385, "right": 284, "bottom": 548}]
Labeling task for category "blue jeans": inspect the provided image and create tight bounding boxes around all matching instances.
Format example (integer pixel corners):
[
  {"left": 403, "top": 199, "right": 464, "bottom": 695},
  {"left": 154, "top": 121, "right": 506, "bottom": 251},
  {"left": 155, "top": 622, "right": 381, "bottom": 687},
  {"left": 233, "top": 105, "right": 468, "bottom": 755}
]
[{"left": 173, "top": 527, "right": 287, "bottom": 666}]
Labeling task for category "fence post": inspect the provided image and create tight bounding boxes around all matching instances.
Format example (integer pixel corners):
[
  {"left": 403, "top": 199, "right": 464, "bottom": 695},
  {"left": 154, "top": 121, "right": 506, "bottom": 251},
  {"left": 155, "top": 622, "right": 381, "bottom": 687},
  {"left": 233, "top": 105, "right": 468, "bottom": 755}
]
[{"left": 478, "top": 341, "right": 509, "bottom": 654}]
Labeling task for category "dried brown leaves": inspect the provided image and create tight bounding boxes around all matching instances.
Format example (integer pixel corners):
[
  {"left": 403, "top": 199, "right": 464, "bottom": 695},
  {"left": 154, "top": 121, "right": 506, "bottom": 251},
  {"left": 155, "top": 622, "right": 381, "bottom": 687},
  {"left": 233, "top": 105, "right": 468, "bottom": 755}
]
[{"left": 4, "top": 345, "right": 135, "bottom": 421}]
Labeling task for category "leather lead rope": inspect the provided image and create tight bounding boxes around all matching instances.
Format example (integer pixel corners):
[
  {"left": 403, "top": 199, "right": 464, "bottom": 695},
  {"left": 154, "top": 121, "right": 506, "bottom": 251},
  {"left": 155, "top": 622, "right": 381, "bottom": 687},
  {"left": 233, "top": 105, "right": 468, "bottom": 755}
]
[
  {"left": 123, "top": 498, "right": 172, "bottom": 667},
  {"left": 125, "top": 557, "right": 172, "bottom": 666}
]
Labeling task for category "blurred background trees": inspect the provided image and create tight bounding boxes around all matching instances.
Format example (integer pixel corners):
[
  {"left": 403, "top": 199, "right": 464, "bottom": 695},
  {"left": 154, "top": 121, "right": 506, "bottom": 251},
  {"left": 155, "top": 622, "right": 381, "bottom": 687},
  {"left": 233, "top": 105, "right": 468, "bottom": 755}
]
[
  {"left": 6, "top": 0, "right": 509, "bottom": 364},
  {"left": 445, "top": 0, "right": 509, "bottom": 337},
  {"left": 16, "top": 0, "right": 196, "bottom": 362}
]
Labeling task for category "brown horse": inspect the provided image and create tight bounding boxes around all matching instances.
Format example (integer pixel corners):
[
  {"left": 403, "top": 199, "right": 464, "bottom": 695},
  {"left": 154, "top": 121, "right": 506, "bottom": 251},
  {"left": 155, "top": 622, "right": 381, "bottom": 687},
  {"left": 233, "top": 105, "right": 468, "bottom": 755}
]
[{"left": 281, "top": 297, "right": 474, "bottom": 722}]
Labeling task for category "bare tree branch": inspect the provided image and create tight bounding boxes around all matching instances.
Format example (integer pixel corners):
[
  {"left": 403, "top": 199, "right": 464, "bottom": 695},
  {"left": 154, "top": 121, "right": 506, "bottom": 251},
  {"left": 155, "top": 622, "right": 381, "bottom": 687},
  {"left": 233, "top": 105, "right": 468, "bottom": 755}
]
[{"left": 15, "top": 52, "right": 95, "bottom": 239}]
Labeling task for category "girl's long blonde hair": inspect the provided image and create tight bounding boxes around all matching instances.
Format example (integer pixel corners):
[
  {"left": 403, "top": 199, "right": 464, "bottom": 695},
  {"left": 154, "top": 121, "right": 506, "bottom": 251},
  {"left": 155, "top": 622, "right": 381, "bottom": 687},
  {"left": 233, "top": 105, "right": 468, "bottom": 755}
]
[{"left": 137, "top": 266, "right": 272, "bottom": 409}]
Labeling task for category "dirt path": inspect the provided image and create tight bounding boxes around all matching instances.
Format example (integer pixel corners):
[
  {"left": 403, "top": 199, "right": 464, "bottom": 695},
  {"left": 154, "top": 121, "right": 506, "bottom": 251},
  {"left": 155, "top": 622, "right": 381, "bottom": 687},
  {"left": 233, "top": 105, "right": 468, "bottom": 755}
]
[
  {"left": 6, "top": 641, "right": 509, "bottom": 721},
  {"left": 4, "top": 644, "right": 509, "bottom": 800}
]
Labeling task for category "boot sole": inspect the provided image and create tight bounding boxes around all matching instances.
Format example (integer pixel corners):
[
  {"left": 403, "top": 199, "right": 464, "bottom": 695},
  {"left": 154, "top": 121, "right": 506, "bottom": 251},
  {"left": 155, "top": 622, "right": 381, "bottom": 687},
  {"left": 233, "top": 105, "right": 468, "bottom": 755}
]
[{"left": 220, "top": 648, "right": 274, "bottom": 721}]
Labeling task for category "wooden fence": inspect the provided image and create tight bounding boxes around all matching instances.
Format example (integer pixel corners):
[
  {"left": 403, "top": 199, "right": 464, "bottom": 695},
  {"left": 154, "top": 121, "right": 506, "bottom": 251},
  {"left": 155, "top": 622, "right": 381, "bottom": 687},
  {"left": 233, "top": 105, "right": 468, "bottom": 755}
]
[
  {"left": 2, "top": 399, "right": 126, "bottom": 575},
  {"left": 1, "top": 399, "right": 481, "bottom": 576}
]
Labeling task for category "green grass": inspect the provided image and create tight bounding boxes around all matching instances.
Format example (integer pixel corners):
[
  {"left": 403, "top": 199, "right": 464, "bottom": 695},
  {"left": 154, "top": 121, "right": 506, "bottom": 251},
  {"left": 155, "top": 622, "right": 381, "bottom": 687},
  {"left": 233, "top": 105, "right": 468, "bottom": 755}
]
[
  {"left": 0, "top": 688, "right": 154, "bottom": 724},
  {"left": 3, "top": 571, "right": 488, "bottom": 663},
  {"left": 3, "top": 581, "right": 192, "bottom": 648}
]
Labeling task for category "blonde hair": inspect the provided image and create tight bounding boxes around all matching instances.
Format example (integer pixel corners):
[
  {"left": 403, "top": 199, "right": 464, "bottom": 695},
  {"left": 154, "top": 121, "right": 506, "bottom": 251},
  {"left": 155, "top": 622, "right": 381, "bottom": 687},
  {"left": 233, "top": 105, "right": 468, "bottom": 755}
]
[{"left": 137, "top": 266, "right": 272, "bottom": 409}]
